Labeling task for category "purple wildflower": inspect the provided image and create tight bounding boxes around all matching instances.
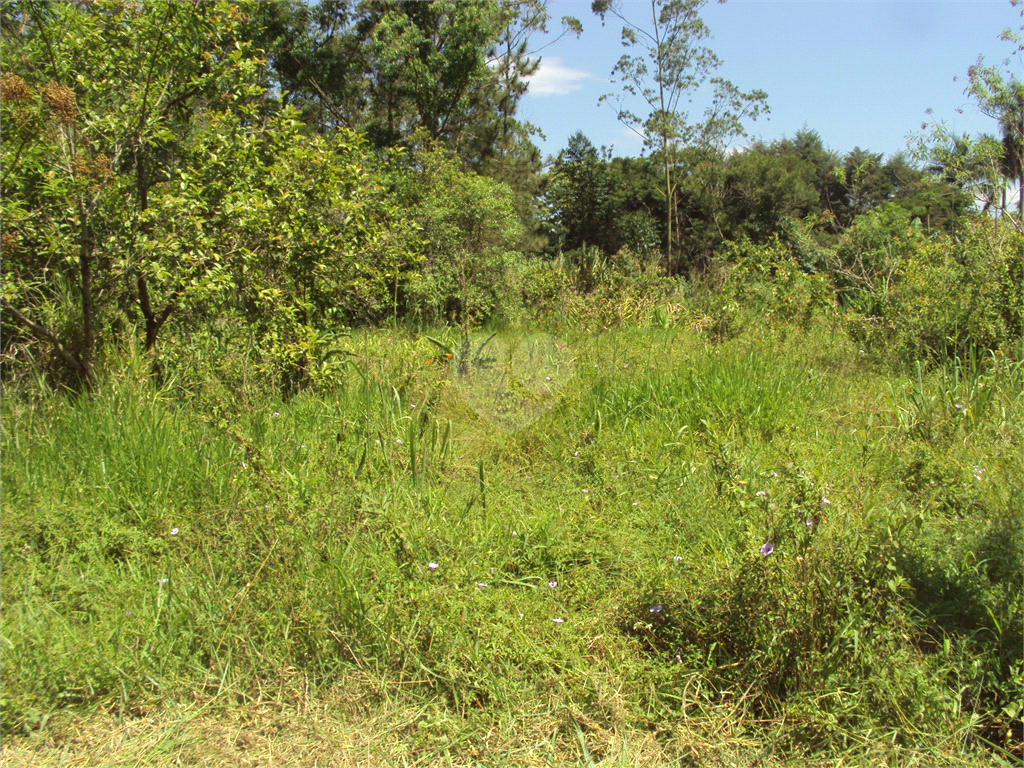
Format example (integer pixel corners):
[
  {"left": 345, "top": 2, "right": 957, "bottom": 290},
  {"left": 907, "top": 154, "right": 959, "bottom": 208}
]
[
  {"left": 760, "top": 542, "right": 775, "bottom": 556},
  {"left": 428, "top": 562, "right": 439, "bottom": 571},
  {"left": 170, "top": 528, "right": 179, "bottom": 536},
  {"left": 272, "top": 412, "right": 280, "bottom": 418},
  {"left": 756, "top": 490, "right": 766, "bottom": 497},
  {"left": 548, "top": 581, "right": 557, "bottom": 589},
  {"left": 649, "top": 605, "right": 663, "bottom": 614},
  {"left": 673, "top": 556, "right": 682, "bottom": 562}
]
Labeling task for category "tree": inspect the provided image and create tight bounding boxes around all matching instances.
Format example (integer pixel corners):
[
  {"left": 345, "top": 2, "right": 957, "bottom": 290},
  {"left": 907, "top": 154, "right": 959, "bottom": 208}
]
[
  {"left": 0, "top": 1, "right": 419, "bottom": 389},
  {"left": 250, "top": 1, "right": 577, "bottom": 258},
  {"left": 965, "top": 7, "right": 1023, "bottom": 218},
  {"left": 464, "top": 1, "right": 582, "bottom": 254},
  {"left": 246, "top": 0, "right": 369, "bottom": 132},
  {"left": 0, "top": 0, "right": 264, "bottom": 382},
  {"left": 721, "top": 148, "right": 821, "bottom": 242},
  {"left": 591, "top": 0, "right": 767, "bottom": 273},
  {"left": 467, "top": 0, "right": 581, "bottom": 173},
  {"left": 388, "top": 135, "right": 523, "bottom": 328},
  {"left": 543, "top": 132, "right": 617, "bottom": 255},
  {"left": 914, "top": 0, "right": 1023, "bottom": 232}
]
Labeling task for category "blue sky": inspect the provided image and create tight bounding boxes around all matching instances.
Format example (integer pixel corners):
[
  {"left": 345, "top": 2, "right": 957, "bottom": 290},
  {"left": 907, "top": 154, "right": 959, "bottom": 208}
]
[{"left": 518, "top": 0, "right": 1022, "bottom": 164}]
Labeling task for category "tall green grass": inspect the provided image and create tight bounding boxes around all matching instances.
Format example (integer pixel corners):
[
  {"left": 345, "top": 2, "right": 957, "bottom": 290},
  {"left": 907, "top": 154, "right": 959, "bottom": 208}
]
[{"left": 2, "top": 326, "right": 1021, "bottom": 765}]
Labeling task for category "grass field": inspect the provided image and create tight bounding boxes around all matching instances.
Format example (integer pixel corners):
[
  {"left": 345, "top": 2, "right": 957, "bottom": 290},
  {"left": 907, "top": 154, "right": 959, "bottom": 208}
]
[{"left": 2, "top": 323, "right": 1021, "bottom": 766}]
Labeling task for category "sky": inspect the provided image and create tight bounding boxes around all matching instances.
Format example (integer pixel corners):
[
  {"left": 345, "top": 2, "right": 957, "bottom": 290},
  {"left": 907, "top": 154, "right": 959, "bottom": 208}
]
[{"left": 518, "top": 0, "right": 1023, "bottom": 164}]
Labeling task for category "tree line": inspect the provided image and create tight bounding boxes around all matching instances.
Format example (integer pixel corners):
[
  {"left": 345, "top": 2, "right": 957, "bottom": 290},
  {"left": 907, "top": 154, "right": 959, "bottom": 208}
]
[{"left": 1, "top": 0, "right": 1020, "bottom": 390}]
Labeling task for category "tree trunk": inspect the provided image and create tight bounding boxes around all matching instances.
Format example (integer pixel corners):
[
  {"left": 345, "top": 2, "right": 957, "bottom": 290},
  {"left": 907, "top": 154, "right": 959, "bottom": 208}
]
[
  {"left": 664, "top": 156, "right": 673, "bottom": 273},
  {"left": 77, "top": 200, "right": 94, "bottom": 374},
  {"left": 137, "top": 274, "right": 177, "bottom": 351}
]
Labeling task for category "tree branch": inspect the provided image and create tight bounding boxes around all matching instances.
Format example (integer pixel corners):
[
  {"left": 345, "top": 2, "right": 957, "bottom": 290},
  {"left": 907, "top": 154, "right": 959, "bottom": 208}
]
[{"left": 0, "top": 297, "right": 90, "bottom": 380}]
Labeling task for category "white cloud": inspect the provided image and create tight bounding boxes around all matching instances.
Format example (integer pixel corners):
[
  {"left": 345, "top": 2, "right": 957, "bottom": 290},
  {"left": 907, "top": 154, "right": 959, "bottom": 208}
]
[
  {"left": 620, "top": 126, "right": 646, "bottom": 143},
  {"left": 524, "top": 57, "right": 595, "bottom": 97}
]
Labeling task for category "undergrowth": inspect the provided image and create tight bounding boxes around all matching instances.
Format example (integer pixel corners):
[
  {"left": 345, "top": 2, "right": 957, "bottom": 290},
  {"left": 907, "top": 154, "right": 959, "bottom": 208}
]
[{"left": 1, "top": 324, "right": 1021, "bottom": 766}]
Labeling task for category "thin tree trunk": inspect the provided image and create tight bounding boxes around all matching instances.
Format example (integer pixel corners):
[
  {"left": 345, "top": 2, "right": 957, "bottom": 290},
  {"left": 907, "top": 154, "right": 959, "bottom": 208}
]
[
  {"left": 77, "top": 199, "right": 94, "bottom": 372},
  {"left": 665, "top": 158, "right": 673, "bottom": 272},
  {"left": 137, "top": 274, "right": 181, "bottom": 351}
]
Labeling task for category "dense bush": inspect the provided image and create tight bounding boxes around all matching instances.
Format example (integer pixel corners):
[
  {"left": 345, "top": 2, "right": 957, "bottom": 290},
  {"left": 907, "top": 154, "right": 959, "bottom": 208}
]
[
  {"left": 696, "top": 235, "right": 836, "bottom": 339},
  {"left": 388, "top": 138, "right": 526, "bottom": 328},
  {"left": 832, "top": 207, "right": 1023, "bottom": 362}
]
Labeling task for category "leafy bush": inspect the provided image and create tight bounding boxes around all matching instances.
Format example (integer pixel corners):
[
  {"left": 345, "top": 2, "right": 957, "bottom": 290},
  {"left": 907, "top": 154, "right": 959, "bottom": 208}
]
[
  {"left": 703, "top": 236, "right": 836, "bottom": 338},
  {"left": 389, "top": 137, "right": 525, "bottom": 328},
  {"left": 147, "top": 110, "right": 420, "bottom": 391},
  {"left": 838, "top": 209, "right": 1023, "bottom": 363}
]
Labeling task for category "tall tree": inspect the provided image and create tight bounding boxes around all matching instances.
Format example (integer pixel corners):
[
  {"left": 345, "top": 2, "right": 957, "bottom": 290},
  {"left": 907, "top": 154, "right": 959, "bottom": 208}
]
[
  {"left": 964, "top": 1, "right": 1023, "bottom": 218},
  {"left": 247, "top": 0, "right": 368, "bottom": 132},
  {"left": 543, "top": 132, "right": 617, "bottom": 254},
  {"left": 592, "top": 0, "right": 767, "bottom": 273},
  {"left": 464, "top": 1, "right": 582, "bottom": 253}
]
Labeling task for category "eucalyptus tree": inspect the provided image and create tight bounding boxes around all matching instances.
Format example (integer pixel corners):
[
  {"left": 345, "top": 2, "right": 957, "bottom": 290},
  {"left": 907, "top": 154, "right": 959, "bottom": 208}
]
[{"left": 591, "top": 0, "right": 767, "bottom": 273}]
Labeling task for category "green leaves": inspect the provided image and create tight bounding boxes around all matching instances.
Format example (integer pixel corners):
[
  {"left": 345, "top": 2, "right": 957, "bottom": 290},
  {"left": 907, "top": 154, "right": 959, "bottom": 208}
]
[
  {"left": 0, "top": 1, "right": 426, "bottom": 388},
  {"left": 592, "top": 0, "right": 768, "bottom": 271}
]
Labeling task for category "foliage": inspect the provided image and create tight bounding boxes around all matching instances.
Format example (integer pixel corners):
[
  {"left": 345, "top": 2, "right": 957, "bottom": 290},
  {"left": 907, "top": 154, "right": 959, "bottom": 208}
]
[
  {"left": 0, "top": 1, "right": 421, "bottom": 391},
  {"left": 0, "top": 0, "right": 265, "bottom": 381},
  {"left": 2, "top": 4, "right": 1023, "bottom": 759},
  {"left": 542, "top": 132, "right": 618, "bottom": 255},
  {"left": 702, "top": 235, "right": 836, "bottom": 338},
  {"left": 144, "top": 109, "right": 421, "bottom": 390},
  {"left": 389, "top": 137, "right": 525, "bottom": 328},
  {"left": 2, "top": 324, "right": 1020, "bottom": 764},
  {"left": 913, "top": 0, "right": 1023, "bottom": 229},
  {"left": 841, "top": 214, "right": 1023, "bottom": 363},
  {"left": 592, "top": 0, "right": 768, "bottom": 272}
]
